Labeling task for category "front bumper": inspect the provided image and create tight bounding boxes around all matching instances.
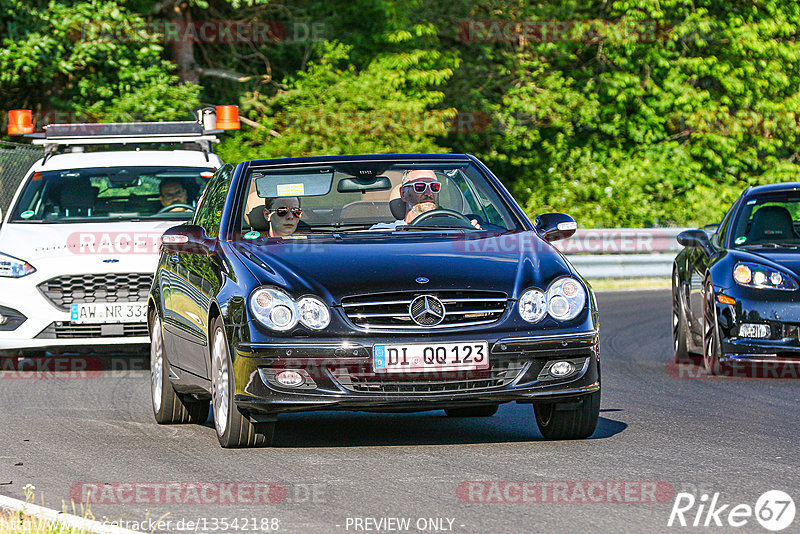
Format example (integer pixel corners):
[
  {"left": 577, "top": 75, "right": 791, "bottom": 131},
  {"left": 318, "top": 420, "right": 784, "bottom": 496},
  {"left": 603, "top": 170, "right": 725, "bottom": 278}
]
[
  {"left": 0, "top": 271, "right": 150, "bottom": 352},
  {"left": 715, "top": 287, "right": 800, "bottom": 363},
  {"left": 230, "top": 331, "right": 600, "bottom": 416}
]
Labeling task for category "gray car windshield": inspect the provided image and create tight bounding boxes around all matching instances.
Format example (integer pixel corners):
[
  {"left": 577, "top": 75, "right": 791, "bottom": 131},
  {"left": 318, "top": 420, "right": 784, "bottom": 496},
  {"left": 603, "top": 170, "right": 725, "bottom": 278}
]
[
  {"left": 10, "top": 166, "right": 215, "bottom": 222},
  {"left": 239, "top": 162, "right": 522, "bottom": 237}
]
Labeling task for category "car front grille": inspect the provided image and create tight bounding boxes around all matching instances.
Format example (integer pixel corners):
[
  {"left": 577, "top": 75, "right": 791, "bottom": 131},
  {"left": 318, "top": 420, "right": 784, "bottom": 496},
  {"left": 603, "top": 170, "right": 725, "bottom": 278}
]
[
  {"left": 35, "top": 322, "right": 149, "bottom": 339},
  {"left": 334, "top": 360, "right": 528, "bottom": 394},
  {"left": 340, "top": 290, "right": 508, "bottom": 329},
  {"left": 38, "top": 273, "right": 153, "bottom": 311}
]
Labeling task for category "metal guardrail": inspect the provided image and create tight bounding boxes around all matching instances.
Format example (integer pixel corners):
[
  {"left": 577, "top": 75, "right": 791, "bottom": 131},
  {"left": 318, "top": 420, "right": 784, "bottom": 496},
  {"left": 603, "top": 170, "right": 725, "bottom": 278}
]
[
  {"left": 567, "top": 253, "right": 676, "bottom": 279},
  {"left": 553, "top": 228, "right": 690, "bottom": 279}
]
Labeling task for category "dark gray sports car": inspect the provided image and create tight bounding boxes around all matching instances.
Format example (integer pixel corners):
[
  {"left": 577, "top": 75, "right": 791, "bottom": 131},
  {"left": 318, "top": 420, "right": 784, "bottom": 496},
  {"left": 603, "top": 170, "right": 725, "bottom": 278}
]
[{"left": 673, "top": 182, "right": 800, "bottom": 376}]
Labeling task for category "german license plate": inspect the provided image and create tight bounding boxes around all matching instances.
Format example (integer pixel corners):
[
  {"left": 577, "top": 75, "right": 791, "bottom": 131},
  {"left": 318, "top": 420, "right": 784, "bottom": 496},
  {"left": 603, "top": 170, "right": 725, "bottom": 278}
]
[
  {"left": 70, "top": 302, "right": 148, "bottom": 324},
  {"left": 373, "top": 342, "right": 489, "bottom": 373}
]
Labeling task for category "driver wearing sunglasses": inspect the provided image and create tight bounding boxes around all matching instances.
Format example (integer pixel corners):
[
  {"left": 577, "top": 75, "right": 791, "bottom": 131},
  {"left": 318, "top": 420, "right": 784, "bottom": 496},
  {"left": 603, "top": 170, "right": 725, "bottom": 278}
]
[
  {"left": 263, "top": 196, "right": 302, "bottom": 237},
  {"left": 378, "top": 169, "right": 481, "bottom": 229}
]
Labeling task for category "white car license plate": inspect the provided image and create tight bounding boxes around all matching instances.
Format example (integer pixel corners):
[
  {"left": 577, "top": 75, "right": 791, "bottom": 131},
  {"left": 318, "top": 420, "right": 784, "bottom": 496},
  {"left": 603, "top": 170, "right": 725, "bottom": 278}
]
[
  {"left": 70, "top": 302, "right": 148, "bottom": 324},
  {"left": 373, "top": 342, "right": 489, "bottom": 373}
]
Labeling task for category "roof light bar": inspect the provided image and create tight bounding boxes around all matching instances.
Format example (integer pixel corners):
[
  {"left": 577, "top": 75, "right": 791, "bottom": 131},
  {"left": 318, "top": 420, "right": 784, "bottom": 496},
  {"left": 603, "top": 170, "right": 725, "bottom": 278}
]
[{"left": 7, "top": 106, "right": 240, "bottom": 150}]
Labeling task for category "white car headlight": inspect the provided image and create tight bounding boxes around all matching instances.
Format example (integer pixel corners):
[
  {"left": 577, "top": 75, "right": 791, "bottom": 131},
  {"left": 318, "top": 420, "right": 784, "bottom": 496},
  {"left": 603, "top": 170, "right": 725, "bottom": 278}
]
[
  {"left": 546, "top": 277, "right": 586, "bottom": 321},
  {"left": 733, "top": 262, "right": 797, "bottom": 290},
  {"left": 518, "top": 288, "right": 547, "bottom": 323},
  {"left": 0, "top": 252, "right": 36, "bottom": 278},
  {"left": 297, "top": 296, "right": 331, "bottom": 330},
  {"left": 250, "top": 288, "right": 298, "bottom": 331}
]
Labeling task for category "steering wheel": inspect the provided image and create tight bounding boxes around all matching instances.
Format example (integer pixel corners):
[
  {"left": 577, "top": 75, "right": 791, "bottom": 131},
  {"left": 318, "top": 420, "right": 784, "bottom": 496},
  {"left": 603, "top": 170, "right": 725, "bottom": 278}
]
[
  {"left": 408, "top": 208, "right": 474, "bottom": 228},
  {"left": 157, "top": 203, "right": 194, "bottom": 214}
]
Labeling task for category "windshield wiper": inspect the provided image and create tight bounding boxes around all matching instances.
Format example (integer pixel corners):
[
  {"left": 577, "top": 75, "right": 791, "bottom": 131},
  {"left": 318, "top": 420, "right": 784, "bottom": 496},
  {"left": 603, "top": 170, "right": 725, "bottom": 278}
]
[
  {"left": 738, "top": 242, "right": 800, "bottom": 249},
  {"left": 394, "top": 225, "right": 473, "bottom": 231}
]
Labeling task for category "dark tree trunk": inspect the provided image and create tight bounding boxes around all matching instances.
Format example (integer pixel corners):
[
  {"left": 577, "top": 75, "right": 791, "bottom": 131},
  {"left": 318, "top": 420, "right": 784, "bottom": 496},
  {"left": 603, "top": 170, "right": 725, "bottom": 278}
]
[{"left": 170, "top": 2, "right": 199, "bottom": 84}]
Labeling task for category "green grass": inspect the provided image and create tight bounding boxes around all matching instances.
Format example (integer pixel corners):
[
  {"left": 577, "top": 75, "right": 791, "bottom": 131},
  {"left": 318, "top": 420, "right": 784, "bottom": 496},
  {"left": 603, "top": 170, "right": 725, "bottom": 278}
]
[{"left": 587, "top": 277, "right": 671, "bottom": 291}]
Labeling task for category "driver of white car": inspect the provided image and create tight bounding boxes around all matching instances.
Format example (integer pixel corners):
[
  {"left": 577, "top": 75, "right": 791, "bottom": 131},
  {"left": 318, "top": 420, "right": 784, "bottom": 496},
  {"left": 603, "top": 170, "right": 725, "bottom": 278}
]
[
  {"left": 371, "top": 169, "right": 481, "bottom": 229},
  {"left": 159, "top": 178, "right": 190, "bottom": 212}
]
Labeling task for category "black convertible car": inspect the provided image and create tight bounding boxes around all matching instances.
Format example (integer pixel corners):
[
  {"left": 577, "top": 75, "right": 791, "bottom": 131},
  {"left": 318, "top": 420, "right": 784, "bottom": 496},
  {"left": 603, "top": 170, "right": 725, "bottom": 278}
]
[
  {"left": 149, "top": 154, "right": 600, "bottom": 447},
  {"left": 674, "top": 182, "right": 800, "bottom": 375}
]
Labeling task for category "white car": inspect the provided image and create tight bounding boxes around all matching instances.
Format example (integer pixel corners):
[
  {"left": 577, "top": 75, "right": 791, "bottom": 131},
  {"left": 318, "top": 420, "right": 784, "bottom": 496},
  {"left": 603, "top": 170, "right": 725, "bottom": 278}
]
[{"left": 0, "top": 148, "right": 223, "bottom": 356}]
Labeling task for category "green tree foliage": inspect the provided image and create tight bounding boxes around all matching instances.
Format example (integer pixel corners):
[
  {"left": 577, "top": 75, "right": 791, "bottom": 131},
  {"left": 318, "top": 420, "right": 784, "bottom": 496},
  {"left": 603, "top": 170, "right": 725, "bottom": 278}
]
[
  {"left": 3, "top": 0, "right": 800, "bottom": 227},
  {"left": 435, "top": 0, "right": 800, "bottom": 226},
  {"left": 218, "top": 36, "right": 457, "bottom": 161},
  {"left": 0, "top": 0, "right": 199, "bottom": 123}
]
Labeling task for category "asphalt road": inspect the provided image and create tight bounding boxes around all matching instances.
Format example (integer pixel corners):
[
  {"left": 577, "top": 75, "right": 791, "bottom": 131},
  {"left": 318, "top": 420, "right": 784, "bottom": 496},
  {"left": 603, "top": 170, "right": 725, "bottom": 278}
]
[{"left": 1, "top": 290, "right": 798, "bottom": 534}]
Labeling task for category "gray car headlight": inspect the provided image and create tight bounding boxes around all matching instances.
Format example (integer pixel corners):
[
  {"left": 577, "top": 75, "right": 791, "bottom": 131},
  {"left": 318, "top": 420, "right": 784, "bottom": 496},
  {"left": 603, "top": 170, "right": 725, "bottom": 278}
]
[
  {"left": 0, "top": 252, "right": 36, "bottom": 278},
  {"left": 518, "top": 288, "right": 547, "bottom": 323},
  {"left": 250, "top": 288, "right": 298, "bottom": 331},
  {"left": 297, "top": 296, "right": 331, "bottom": 330},
  {"left": 546, "top": 277, "right": 586, "bottom": 321}
]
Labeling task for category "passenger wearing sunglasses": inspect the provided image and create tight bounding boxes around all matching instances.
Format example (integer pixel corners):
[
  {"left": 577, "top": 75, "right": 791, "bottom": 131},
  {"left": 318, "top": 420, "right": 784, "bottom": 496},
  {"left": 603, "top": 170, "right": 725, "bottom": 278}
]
[
  {"left": 264, "top": 196, "right": 302, "bottom": 237},
  {"left": 372, "top": 170, "right": 481, "bottom": 229}
]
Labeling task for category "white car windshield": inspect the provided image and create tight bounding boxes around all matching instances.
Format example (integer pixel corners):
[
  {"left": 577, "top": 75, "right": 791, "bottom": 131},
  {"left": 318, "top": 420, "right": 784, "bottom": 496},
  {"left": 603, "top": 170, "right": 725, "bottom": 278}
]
[{"left": 9, "top": 166, "right": 216, "bottom": 222}]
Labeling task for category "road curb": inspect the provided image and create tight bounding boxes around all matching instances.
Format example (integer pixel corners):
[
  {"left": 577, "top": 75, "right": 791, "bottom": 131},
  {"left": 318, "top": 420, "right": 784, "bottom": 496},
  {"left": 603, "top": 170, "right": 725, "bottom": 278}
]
[{"left": 0, "top": 494, "right": 142, "bottom": 534}]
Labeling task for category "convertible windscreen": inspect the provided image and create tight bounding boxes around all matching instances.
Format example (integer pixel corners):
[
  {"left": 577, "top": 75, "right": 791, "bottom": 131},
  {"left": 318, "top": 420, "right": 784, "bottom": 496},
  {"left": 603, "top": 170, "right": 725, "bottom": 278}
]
[
  {"left": 10, "top": 166, "right": 215, "bottom": 222},
  {"left": 239, "top": 162, "right": 523, "bottom": 235}
]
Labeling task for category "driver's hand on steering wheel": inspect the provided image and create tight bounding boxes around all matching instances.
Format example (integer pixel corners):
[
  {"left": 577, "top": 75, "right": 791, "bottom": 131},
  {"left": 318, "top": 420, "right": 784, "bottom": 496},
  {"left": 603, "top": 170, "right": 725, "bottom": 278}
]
[{"left": 470, "top": 219, "right": 482, "bottom": 229}]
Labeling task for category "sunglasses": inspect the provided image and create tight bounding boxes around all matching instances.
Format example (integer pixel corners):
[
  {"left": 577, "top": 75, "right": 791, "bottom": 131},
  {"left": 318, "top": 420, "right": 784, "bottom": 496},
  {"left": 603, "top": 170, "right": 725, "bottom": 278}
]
[
  {"left": 405, "top": 181, "right": 441, "bottom": 194},
  {"left": 265, "top": 206, "right": 303, "bottom": 218}
]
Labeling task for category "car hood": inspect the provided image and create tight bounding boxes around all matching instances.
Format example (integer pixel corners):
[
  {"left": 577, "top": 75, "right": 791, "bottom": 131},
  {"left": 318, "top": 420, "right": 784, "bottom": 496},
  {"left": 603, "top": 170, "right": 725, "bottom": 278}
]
[
  {"left": 234, "top": 231, "right": 574, "bottom": 303},
  {"left": 741, "top": 248, "right": 800, "bottom": 279},
  {"left": 0, "top": 221, "right": 176, "bottom": 272}
]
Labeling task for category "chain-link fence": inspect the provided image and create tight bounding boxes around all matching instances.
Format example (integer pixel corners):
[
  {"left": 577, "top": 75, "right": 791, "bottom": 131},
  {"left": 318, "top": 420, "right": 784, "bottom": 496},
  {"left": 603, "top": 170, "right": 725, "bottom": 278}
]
[{"left": 0, "top": 140, "right": 41, "bottom": 216}]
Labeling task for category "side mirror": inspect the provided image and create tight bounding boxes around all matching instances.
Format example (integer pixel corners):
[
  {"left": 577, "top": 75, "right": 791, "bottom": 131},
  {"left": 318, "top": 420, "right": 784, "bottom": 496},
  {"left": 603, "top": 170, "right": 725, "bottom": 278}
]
[
  {"left": 535, "top": 212, "right": 577, "bottom": 242},
  {"left": 677, "top": 229, "right": 711, "bottom": 249},
  {"left": 161, "top": 225, "right": 214, "bottom": 254}
]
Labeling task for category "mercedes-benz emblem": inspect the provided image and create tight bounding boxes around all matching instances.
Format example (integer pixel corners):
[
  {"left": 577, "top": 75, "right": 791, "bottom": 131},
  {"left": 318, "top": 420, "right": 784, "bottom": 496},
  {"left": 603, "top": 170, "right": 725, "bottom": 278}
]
[{"left": 408, "top": 295, "right": 445, "bottom": 326}]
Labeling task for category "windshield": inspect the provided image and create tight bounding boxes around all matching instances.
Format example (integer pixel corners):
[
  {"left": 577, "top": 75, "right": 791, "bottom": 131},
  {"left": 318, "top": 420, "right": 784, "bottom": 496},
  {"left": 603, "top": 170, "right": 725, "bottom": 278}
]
[
  {"left": 730, "top": 193, "right": 800, "bottom": 248},
  {"left": 9, "top": 166, "right": 216, "bottom": 222},
  {"left": 238, "top": 161, "right": 522, "bottom": 238}
]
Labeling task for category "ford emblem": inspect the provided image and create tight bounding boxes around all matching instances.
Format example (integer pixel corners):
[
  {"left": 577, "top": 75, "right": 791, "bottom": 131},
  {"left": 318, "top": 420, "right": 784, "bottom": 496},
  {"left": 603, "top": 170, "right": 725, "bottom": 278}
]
[
  {"left": 102, "top": 258, "right": 119, "bottom": 263},
  {"left": 415, "top": 277, "right": 429, "bottom": 284}
]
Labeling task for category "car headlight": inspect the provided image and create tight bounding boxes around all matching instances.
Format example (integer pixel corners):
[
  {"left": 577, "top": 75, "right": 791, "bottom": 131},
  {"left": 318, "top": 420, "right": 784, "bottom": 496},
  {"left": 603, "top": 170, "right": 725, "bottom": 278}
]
[
  {"left": 733, "top": 262, "right": 797, "bottom": 290},
  {"left": 518, "top": 288, "right": 547, "bottom": 323},
  {"left": 249, "top": 288, "right": 332, "bottom": 331},
  {"left": 297, "top": 296, "right": 331, "bottom": 330},
  {"left": 250, "top": 288, "right": 298, "bottom": 331},
  {"left": 0, "top": 252, "right": 36, "bottom": 278},
  {"left": 546, "top": 277, "right": 587, "bottom": 321},
  {"left": 518, "top": 277, "right": 587, "bottom": 323}
]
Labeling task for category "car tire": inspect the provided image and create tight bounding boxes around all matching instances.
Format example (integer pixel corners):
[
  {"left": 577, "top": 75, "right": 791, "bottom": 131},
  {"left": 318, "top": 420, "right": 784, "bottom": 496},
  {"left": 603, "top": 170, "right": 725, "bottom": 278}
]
[
  {"left": 672, "top": 267, "right": 691, "bottom": 363},
  {"left": 533, "top": 390, "right": 600, "bottom": 440},
  {"left": 444, "top": 405, "right": 499, "bottom": 417},
  {"left": 150, "top": 315, "right": 209, "bottom": 424},
  {"left": 702, "top": 277, "right": 729, "bottom": 376},
  {"left": 210, "top": 316, "right": 274, "bottom": 448}
]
